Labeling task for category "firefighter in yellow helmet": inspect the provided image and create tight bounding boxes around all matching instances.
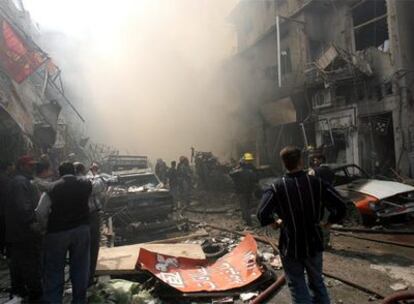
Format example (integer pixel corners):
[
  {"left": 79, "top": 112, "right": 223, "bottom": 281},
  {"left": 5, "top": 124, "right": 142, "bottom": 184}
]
[
  {"left": 229, "top": 152, "right": 258, "bottom": 226},
  {"left": 242, "top": 153, "right": 254, "bottom": 163}
]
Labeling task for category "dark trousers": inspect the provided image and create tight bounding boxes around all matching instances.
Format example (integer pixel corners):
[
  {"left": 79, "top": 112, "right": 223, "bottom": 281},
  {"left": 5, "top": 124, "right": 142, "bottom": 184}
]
[
  {"left": 178, "top": 181, "right": 191, "bottom": 206},
  {"left": 8, "top": 240, "right": 43, "bottom": 302},
  {"left": 238, "top": 193, "right": 252, "bottom": 225},
  {"left": 89, "top": 212, "right": 101, "bottom": 285},
  {"left": 43, "top": 225, "right": 90, "bottom": 304},
  {"left": 281, "top": 252, "right": 330, "bottom": 304}
]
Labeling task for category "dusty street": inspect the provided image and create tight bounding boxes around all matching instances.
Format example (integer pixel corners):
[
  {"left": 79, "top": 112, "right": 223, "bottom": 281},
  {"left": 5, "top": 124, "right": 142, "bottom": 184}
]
[
  {"left": 183, "top": 193, "right": 414, "bottom": 303},
  {"left": 1, "top": 0, "right": 414, "bottom": 303}
]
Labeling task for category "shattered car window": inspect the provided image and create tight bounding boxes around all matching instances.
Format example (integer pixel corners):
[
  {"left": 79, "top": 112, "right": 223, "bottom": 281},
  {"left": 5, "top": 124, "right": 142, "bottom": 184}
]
[
  {"left": 121, "top": 174, "right": 160, "bottom": 187},
  {"left": 346, "top": 165, "right": 367, "bottom": 179},
  {"left": 333, "top": 164, "right": 369, "bottom": 186}
]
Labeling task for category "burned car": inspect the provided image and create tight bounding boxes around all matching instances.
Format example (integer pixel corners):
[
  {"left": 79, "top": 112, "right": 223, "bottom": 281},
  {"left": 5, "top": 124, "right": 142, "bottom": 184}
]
[
  {"left": 104, "top": 168, "right": 179, "bottom": 244},
  {"left": 332, "top": 164, "right": 414, "bottom": 224}
]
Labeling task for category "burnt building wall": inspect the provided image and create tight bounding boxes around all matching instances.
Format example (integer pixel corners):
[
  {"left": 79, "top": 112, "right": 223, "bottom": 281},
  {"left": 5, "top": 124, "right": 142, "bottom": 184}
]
[{"left": 228, "top": 0, "right": 414, "bottom": 176}]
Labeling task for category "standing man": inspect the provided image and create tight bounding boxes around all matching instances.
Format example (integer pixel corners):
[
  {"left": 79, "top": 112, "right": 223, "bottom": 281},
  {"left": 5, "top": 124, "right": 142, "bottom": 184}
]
[
  {"left": 33, "top": 160, "right": 54, "bottom": 194},
  {"left": 309, "top": 149, "right": 335, "bottom": 185},
  {"left": 257, "top": 146, "right": 346, "bottom": 304},
  {"left": 40, "top": 162, "right": 92, "bottom": 304},
  {"left": 5, "top": 155, "right": 43, "bottom": 302},
  {"left": 229, "top": 153, "right": 257, "bottom": 226},
  {"left": 167, "top": 161, "right": 178, "bottom": 203},
  {"left": 0, "top": 161, "right": 14, "bottom": 256},
  {"left": 177, "top": 156, "right": 192, "bottom": 208},
  {"left": 155, "top": 159, "right": 168, "bottom": 184},
  {"left": 309, "top": 150, "right": 335, "bottom": 248},
  {"left": 74, "top": 162, "right": 106, "bottom": 286}
]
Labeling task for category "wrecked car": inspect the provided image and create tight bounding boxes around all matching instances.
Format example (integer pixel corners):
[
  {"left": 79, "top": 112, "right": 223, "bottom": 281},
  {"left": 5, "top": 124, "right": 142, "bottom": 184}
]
[
  {"left": 332, "top": 164, "right": 414, "bottom": 224},
  {"left": 103, "top": 168, "right": 180, "bottom": 245}
]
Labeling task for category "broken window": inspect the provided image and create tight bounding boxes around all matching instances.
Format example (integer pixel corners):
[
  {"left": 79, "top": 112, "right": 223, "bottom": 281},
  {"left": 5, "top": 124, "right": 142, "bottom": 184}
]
[{"left": 352, "top": 0, "right": 389, "bottom": 51}]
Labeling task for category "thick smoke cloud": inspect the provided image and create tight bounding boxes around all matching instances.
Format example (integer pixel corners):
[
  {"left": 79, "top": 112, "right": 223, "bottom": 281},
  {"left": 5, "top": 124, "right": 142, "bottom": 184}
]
[{"left": 25, "top": 0, "right": 238, "bottom": 161}]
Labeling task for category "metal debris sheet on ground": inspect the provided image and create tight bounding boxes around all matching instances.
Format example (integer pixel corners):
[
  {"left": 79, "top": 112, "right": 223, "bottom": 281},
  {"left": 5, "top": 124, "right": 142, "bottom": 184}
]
[{"left": 137, "top": 234, "right": 263, "bottom": 292}]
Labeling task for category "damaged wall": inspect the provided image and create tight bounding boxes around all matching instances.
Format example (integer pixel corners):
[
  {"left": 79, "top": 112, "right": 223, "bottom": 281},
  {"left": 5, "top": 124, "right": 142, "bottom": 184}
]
[{"left": 229, "top": 0, "right": 414, "bottom": 176}]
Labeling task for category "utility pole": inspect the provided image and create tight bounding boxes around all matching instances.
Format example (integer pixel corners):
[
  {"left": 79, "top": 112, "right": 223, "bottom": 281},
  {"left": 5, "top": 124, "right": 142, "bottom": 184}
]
[{"left": 276, "top": 15, "right": 281, "bottom": 88}]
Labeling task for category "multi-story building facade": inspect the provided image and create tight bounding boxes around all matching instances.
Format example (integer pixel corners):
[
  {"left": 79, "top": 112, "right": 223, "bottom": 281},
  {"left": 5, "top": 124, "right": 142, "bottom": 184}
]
[
  {"left": 228, "top": 0, "right": 414, "bottom": 177},
  {"left": 0, "top": 0, "right": 89, "bottom": 164}
]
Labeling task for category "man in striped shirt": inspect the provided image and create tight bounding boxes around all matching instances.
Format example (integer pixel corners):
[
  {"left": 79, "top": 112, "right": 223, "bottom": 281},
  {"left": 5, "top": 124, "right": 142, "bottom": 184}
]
[{"left": 257, "top": 146, "right": 346, "bottom": 304}]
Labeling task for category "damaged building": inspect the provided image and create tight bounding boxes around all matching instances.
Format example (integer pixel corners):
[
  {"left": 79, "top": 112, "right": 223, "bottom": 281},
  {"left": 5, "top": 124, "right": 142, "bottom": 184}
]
[
  {"left": 227, "top": 0, "right": 414, "bottom": 178},
  {"left": 0, "top": 0, "right": 100, "bottom": 166}
]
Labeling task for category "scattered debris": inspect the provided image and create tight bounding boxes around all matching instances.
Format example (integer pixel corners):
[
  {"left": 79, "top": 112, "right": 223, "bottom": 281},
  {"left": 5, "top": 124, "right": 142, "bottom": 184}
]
[
  {"left": 239, "top": 292, "right": 258, "bottom": 301},
  {"left": 88, "top": 279, "right": 161, "bottom": 304},
  {"left": 137, "top": 234, "right": 263, "bottom": 292},
  {"left": 389, "top": 283, "right": 408, "bottom": 291},
  {"left": 103, "top": 168, "right": 180, "bottom": 245},
  {"left": 96, "top": 243, "right": 206, "bottom": 275},
  {"left": 370, "top": 264, "right": 414, "bottom": 287}
]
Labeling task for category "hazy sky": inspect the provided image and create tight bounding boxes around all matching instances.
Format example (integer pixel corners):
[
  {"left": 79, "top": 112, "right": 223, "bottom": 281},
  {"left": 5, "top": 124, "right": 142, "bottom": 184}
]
[{"left": 24, "top": 0, "right": 239, "bottom": 161}]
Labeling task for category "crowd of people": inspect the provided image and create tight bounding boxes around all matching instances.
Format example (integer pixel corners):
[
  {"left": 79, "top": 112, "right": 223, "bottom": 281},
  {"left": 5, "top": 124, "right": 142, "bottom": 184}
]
[
  {"left": 0, "top": 146, "right": 347, "bottom": 304},
  {"left": 155, "top": 156, "right": 193, "bottom": 208},
  {"left": 0, "top": 155, "right": 106, "bottom": 304}
]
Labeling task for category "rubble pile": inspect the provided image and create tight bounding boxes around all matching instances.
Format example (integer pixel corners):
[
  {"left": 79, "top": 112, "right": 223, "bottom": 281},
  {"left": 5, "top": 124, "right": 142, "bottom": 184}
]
[{"left": 93, "top": 232, "right": 285, "bottom": 304}]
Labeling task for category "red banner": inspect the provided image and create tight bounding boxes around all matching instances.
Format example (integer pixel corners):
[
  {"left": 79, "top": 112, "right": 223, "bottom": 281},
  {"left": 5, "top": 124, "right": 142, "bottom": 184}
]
[
  {"left": 0, "top": 19, "right": 47, "bottom": 83},
  {"left": 137, "top": 234, "right": 263, "bottom": 292}
]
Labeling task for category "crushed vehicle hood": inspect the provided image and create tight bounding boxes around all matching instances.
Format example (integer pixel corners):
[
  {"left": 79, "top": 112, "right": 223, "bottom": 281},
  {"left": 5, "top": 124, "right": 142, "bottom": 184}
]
[{"left": 336, "top": 179, "right": 414, "bottom": 200}]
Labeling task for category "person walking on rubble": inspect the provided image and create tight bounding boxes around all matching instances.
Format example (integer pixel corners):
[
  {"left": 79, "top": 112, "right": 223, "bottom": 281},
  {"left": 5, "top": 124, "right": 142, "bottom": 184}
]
[
  {"left": 74, "top": 162, "right": 106, "bottom": 286},
  {"left": 5, "top": 155, "right": 43, "bottom": 302},
  {"left": 257, "top": 146, "right": 346, "bottom": 304},
  {"left": 177, "top": 156, "right": 192, "bottom": 208},
  {"left": 37, "top": 161, "right": 92, "bottom": 304},
  {"left": 229, "top": 153, "right": 257, "bottom": 226}
]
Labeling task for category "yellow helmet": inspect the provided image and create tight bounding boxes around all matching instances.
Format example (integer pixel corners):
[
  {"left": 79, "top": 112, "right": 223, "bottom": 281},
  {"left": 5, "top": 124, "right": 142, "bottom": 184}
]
[{"left": 242, "top": 152, "right": 255, "bottom": 161}]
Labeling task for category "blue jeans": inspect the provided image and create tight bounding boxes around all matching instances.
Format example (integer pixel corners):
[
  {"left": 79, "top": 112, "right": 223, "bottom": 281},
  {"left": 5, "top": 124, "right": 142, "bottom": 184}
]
[
  {"left": 281, "top": 252, "right": 330, "bottom": 304},
  {"left": 43, "top": 225, "right": 90, "bottom": 304}
]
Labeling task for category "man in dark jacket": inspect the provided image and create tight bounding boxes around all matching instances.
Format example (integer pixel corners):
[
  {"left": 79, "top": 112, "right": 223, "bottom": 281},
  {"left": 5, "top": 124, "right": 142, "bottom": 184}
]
[
  {"left": 0, "top": 161, "right": 14, "bottom": 255},
  {"left": 5, "top": 155, "right": 43, "bottom": 302},
  {"left": 74, "top": 161, "right": 106, "bottom": 286},
  {"left": 309, "top": 149, "right": 335, "bottom": 185},
  {"left": 177, "top": 156, "right": 192, "bottom": 208},
  {"left": 257, "top": 146, "right": 346, "bottom": 304},
  {"left": 167, "top": 161, "right": 178, "bottom": 202},
  {"left": 39, "top": 162, "right": 92, "bottom": 304},
  {"left": 229, "top": 153, "right": 257, "bottom": 226},
  {"left": 309, "top": 150, "right": 335, "bottom": 248}
]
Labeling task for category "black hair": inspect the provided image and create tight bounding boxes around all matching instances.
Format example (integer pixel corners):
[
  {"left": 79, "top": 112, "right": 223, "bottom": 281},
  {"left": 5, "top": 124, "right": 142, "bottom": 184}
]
[
  {"left": 74, "top": 162, "right": 86, "bottom": 175},
  {"left": 280, "top": 146, "right": 302, "bottom": 171},
  {"left": 35, "top": 161, "right": 50, "bottom": 176},
  {"left": 58, "top": 161, "right": 75, "bottom": 176},
  {"left": 0, "top": 161, "right": 12, "bottom": 172}
]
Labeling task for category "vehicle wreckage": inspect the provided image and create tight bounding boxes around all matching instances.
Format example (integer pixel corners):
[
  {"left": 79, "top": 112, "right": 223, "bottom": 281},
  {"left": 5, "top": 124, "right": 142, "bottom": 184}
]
[
  {"left": 332, "top": 164, "right": 414, "bottom": 225},
  {"left": 102, "top": 155, "right": 186, "bottom": 245}
]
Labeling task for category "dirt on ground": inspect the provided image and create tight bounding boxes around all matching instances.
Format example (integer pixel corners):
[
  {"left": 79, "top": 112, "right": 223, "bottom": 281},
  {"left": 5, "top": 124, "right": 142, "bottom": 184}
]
[{"left": 183, "top": 191, "right": 414, "bottom": 304}]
